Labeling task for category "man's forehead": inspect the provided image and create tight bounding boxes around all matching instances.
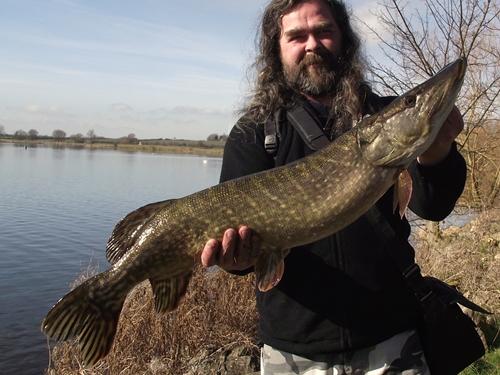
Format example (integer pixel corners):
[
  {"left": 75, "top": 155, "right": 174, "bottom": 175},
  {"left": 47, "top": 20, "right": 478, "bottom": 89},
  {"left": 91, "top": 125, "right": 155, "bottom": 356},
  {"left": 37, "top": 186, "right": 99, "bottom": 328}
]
[
  {"left": 282, "top": 20, "right": 337, "bottom": 37},
  {"left": 279, "top": 1, "right": 336, "bottom": 30}
]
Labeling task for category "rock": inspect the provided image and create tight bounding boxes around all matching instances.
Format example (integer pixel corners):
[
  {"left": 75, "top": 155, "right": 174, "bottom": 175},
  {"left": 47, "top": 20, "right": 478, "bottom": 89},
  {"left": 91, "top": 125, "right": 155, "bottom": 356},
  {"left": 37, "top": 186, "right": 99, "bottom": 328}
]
[
  {"left": 224, "top": 355, "right": 258, "bottom": 374},
  {"left": 182, "top": 344, "right": 259, "bottom": 375}
]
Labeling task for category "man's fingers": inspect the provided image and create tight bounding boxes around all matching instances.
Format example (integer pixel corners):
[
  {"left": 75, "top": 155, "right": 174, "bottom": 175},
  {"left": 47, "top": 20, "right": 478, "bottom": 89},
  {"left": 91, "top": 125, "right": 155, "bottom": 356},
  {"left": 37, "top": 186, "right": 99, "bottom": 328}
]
[
  {"left": 201, "top": 227, "right": 261, "bottom": 271},
  {"left": 221, "top": 228, "right": 237, "bottom": 264},
  {"left": 201, "top": 239, "right": 219, "bottom": 267}
]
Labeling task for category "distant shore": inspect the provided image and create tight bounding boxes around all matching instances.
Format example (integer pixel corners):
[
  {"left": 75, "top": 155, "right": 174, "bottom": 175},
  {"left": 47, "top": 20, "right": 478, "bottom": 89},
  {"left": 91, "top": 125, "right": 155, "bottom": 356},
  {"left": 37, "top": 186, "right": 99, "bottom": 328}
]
[{"left": 0, "top": 138, "right": 225, "bottom": 157}]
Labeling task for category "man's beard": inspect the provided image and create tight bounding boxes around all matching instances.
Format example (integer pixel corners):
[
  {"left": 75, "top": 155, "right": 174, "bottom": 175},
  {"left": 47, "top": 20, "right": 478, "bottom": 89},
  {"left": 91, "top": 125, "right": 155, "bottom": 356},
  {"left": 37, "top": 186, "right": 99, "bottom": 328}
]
[{"left": 283, "top": 51, "right": 343, "bottom": 98}]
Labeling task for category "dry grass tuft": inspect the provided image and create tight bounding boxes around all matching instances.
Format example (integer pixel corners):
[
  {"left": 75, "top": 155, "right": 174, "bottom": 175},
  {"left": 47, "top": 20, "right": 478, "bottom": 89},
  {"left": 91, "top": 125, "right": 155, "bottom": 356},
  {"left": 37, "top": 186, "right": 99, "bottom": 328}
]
[
  {"left": 412, "top": 208, "right": 500, "bottom": 348},
  {"left": 46, "top": 266, "right": 259, "bottom": 374}
]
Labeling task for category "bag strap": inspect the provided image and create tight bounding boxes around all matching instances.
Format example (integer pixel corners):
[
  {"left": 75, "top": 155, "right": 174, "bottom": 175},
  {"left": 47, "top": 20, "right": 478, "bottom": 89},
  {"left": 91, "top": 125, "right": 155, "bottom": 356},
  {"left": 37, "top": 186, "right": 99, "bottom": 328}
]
[
  {"left": 364, "top": 206, "right": 434, "bottom": 302},
  {"left": 264, "top": 103, "right": 330, "bottom": 155},
  {"left": 366, "top": 206, "right": 492, "bottom": 314},
  {"left": 264, "top": 108, "right": 282, "bottom": 155},
  {"left": 286, "top": 104, "right": 331, "bottom": 150}
]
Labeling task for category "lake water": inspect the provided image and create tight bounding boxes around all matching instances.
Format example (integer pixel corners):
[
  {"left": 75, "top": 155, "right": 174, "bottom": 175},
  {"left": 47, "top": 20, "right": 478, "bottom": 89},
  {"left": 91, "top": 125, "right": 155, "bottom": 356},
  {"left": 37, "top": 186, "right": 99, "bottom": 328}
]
[{"left": 0, "top": 143, "right": 222, "bottom": 374}]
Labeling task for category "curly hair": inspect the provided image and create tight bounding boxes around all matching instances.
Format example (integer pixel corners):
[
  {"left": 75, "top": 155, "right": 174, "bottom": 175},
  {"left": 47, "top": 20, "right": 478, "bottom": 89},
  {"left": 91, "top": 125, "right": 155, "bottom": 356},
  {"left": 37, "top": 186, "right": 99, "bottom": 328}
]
[{"left": 239, "top": 0, "right": 371, "bottom": 132}]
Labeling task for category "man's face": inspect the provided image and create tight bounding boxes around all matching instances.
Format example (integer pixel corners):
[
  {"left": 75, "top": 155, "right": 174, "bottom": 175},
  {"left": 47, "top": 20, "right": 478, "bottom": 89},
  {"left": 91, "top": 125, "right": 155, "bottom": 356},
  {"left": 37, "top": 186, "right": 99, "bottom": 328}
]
[{"left": 279, "top": 0, "right": 343, "bottom": 99}]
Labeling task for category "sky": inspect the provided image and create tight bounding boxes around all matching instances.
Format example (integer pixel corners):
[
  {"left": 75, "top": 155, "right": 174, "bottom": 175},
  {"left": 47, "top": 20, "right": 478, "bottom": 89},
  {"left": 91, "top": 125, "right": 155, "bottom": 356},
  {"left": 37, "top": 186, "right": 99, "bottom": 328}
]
[{"left": 0, "top": 0, "right": 383, "bottom": 140}]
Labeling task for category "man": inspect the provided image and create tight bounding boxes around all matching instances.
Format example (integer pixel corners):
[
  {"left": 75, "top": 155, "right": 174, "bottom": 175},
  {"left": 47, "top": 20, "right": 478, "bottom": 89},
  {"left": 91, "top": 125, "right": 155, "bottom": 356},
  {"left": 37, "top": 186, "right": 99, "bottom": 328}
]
[{"left": 202, "top": 0, "right": 466, "bottom": 373}]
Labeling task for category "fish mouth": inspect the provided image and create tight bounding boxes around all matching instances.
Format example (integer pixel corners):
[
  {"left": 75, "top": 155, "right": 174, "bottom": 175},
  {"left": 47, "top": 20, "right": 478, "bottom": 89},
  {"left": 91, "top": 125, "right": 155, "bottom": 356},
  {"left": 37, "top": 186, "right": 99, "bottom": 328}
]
[
  {"left": 440, "top": 56, "right": 467, "bottom": 80},
  {"left": 428, "top": 57, "right": 467, "bottom": 122},
  {"left": 448, "top": 57, "right": 467, "bottom": 96},
  {"left": 454, "top": 57, "right": 467, "bottom": 92}
]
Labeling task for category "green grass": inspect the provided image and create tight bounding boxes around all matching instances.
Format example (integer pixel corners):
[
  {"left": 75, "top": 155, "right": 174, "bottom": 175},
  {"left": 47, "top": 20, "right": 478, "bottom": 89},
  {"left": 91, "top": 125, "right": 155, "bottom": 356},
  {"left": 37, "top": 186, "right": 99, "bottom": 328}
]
[{"left": 462, "top": 347, "right": 500, "bottom": 374}]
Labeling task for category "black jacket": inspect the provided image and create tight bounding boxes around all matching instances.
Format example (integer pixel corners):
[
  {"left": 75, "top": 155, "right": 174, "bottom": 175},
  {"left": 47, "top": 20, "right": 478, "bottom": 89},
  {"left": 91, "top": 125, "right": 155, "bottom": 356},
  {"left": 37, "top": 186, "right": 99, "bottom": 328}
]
[{"left": 219, "top": 93, "right": 467, "bottom": 356}]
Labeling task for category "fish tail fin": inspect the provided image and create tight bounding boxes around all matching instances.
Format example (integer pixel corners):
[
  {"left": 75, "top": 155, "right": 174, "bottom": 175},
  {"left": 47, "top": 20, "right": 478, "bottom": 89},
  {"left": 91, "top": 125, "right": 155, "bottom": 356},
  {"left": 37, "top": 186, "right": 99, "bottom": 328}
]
[
  {"left": 255, "top": 248, "right": 289, "bottom": 292},
  {"left": 41, "top": 272, "right": 125, "bottom": 367}
]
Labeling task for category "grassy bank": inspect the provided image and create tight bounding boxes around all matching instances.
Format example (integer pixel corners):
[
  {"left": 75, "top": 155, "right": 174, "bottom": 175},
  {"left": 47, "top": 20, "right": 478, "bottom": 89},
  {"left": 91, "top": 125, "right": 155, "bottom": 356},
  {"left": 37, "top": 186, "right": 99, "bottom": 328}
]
[
  {"left": 413, "top": 208, "right": 500, "bottom": 374},
  {"left": 0, "top": 138, "right": 225, "bottom": 157}
]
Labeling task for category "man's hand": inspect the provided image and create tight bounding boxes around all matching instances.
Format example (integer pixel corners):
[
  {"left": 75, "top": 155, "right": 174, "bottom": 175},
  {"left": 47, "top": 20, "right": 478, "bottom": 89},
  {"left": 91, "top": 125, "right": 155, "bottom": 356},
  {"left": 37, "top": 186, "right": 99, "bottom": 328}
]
[
  {"left": 417, "top": 105, "right": 464, "bottom": 166},
  {"left": 200, "top": 226, "right": 261, "bottom": 271}
]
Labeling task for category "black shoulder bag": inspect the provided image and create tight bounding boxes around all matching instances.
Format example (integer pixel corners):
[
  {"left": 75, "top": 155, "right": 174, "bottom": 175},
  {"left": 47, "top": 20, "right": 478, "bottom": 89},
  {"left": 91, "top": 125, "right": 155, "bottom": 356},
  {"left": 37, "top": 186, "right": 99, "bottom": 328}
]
[
  {"left": 365, "top": 206, "right": 488, "bottom": 375},
  {"left": 267, "top": 103, "right": 489, "bottom": 374}
]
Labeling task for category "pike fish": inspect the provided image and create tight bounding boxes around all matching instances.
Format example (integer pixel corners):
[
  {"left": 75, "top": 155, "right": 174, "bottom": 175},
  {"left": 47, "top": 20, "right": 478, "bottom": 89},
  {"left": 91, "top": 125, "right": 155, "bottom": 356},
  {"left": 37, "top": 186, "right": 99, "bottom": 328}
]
[{"left": 42, "top": 57, "right": 467, "bottom": 366}]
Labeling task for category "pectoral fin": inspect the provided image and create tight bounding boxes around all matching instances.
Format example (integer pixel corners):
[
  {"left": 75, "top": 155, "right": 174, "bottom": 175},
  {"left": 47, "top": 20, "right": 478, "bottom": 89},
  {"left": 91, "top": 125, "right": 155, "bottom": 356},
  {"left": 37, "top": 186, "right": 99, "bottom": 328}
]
[
  {"left": 255, "top": 248, "right": 290, "bottom": 292},
  {"left": 149, "top": 271, "right": 192, "bottom": 316},
  {"left": 393, "top": 169, "right": 413, "bottom": 218}
]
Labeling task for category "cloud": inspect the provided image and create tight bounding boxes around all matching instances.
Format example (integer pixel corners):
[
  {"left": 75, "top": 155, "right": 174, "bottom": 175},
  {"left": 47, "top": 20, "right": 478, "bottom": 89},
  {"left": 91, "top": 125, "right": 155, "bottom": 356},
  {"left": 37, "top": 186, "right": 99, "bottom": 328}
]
[
  {"left": 4, "top": 6, "right": 243, "bottom": 72},
  {"left": 147, "top": 107, "right": 168, "bottom": 115},
  {"left": 172, "top": 106, "right": 221, "bottom": 115},
  {"left": 118, "top": 114, "right": 141, "bottom": 123},
  {"left": 22, "top": 105, "right": 62, "bottom": 114},
  {"left": 53, "top": 0, "right": 80, "bottom": 7},
  {"left": 111, "top": 103, "right": 132, "bottom": 112},
  {"left": 177, "top": 117, "right": 197, "bottom": 125},
  {"left": 211, "top": 0, "right": 269, "bottom": 12}
]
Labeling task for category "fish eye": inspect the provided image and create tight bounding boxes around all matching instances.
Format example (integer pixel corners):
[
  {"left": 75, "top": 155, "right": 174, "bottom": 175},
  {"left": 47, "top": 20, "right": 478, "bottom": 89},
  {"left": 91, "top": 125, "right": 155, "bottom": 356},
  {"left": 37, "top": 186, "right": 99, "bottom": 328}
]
[{"left": 404, "top": 95, "right": 416, "bottom": 107}]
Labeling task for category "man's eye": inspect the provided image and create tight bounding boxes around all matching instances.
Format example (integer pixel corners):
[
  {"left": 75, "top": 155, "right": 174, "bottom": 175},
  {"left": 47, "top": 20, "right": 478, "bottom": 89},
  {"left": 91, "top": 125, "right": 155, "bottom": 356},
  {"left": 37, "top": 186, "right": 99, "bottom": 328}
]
[
  {"left": 289, "top": 35, "right": 305, "bottom": 42},
  {"left": 317, "top": 29, "right": 333, "bottom": 36}
]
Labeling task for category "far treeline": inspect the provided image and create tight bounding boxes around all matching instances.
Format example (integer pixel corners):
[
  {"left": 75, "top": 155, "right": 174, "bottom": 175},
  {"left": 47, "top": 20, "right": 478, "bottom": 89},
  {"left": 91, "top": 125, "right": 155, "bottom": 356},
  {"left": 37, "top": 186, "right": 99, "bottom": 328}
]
[{"left": 0, "top": 127, "right": 228, "bottom": 156}]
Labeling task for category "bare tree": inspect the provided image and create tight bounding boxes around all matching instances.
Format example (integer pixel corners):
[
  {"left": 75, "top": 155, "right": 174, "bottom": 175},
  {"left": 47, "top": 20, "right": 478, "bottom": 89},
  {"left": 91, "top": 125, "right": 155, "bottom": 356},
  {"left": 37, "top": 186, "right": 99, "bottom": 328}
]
[
  {"left": 127, "top": 133, "right": 138, "bottom": 143},
  {"left": 14, "top": 130, "right": 27, "bottom": 140},
  {"left": 70, "top": 133, "right": 84, "bottom": 143},
  {"left": 207, "top": 133, "right": 219, "bottom": 141},
  {"left": 52, "top": 129, "right": 67, "bottom": 142},
  {"left": 28, "top": 129, "right": 38, "bottom": 141},
  {"left": 362, "top": 0, "right": 500, "bottom": 208},
  {"left": 0, "top": 124, "right": 5, "bottom": 136},
  {"left": 87, "top": 129, "right": 97, "bottom": 145},
  {"left": 118, "top": 133, "right": 139, "bottom": 145}
]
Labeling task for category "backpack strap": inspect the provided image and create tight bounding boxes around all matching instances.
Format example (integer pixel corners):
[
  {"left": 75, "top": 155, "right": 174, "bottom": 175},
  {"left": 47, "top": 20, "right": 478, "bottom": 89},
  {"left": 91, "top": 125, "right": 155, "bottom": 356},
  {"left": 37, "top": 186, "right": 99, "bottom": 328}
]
[
  {"left": 264, "top": 108, "right": 283, "bottom": 155},
  {"left": 264, "top": 103, "right": 330, "bottom": 156},
  {"left": 287, "top": 104, "right": 331, "bottom": 150}
]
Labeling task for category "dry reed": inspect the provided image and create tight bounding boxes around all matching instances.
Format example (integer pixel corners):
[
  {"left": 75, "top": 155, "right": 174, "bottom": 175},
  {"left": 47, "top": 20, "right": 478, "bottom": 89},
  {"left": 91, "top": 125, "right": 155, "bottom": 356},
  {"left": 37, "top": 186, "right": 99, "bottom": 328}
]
[
  {"left": 46, "top": 266, "right": 259, "bottom": 374},
  {"left": 413, "top": 208, "right": 500, "bottom": 347}
]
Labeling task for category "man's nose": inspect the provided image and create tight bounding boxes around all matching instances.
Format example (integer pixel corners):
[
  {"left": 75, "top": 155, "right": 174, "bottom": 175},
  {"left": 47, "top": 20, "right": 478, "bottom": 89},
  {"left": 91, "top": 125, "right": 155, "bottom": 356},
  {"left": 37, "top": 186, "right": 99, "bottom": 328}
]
[{"left": 305, "top": 34, "right": 321, "bottom": 52}]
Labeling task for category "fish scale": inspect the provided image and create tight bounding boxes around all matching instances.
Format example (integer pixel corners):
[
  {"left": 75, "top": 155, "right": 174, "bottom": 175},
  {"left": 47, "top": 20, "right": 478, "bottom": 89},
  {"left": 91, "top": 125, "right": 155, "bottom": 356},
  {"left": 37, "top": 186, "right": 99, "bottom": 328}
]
[{"left": 42, "top": 57, "right": 467, "bottom": 367}]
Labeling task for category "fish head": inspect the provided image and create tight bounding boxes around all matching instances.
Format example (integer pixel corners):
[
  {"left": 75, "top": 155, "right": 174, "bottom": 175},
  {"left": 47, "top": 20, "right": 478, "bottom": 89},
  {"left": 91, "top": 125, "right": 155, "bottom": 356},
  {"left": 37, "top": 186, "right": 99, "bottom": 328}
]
[{"left": 358, "top": 57, "right": 467, "bottom": 167}]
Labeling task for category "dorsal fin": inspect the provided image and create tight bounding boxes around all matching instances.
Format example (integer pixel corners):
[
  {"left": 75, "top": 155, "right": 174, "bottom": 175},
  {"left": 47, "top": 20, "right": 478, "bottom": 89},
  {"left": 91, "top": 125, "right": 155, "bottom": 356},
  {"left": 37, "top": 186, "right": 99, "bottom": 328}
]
[
  {"left": 106, "top": 199, "right": 177, "bottom": 264},
  {"left": 149, "top": 271, "right": 192, "bottom": 315}
]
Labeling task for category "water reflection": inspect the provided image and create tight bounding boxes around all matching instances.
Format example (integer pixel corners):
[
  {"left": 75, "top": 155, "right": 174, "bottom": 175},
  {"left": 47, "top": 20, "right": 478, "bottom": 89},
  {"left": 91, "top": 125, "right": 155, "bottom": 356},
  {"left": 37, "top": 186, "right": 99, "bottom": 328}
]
[{"left": 0, "top": 143, "right": 222, "bottom": 375}]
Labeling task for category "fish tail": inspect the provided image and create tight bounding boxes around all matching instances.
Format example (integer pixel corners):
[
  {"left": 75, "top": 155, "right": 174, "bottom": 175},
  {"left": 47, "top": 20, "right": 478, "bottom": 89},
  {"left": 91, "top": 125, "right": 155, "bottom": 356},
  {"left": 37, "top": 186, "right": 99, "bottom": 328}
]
[{"left": 41, "top": 271, "right": 125, "bottom": 367}]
